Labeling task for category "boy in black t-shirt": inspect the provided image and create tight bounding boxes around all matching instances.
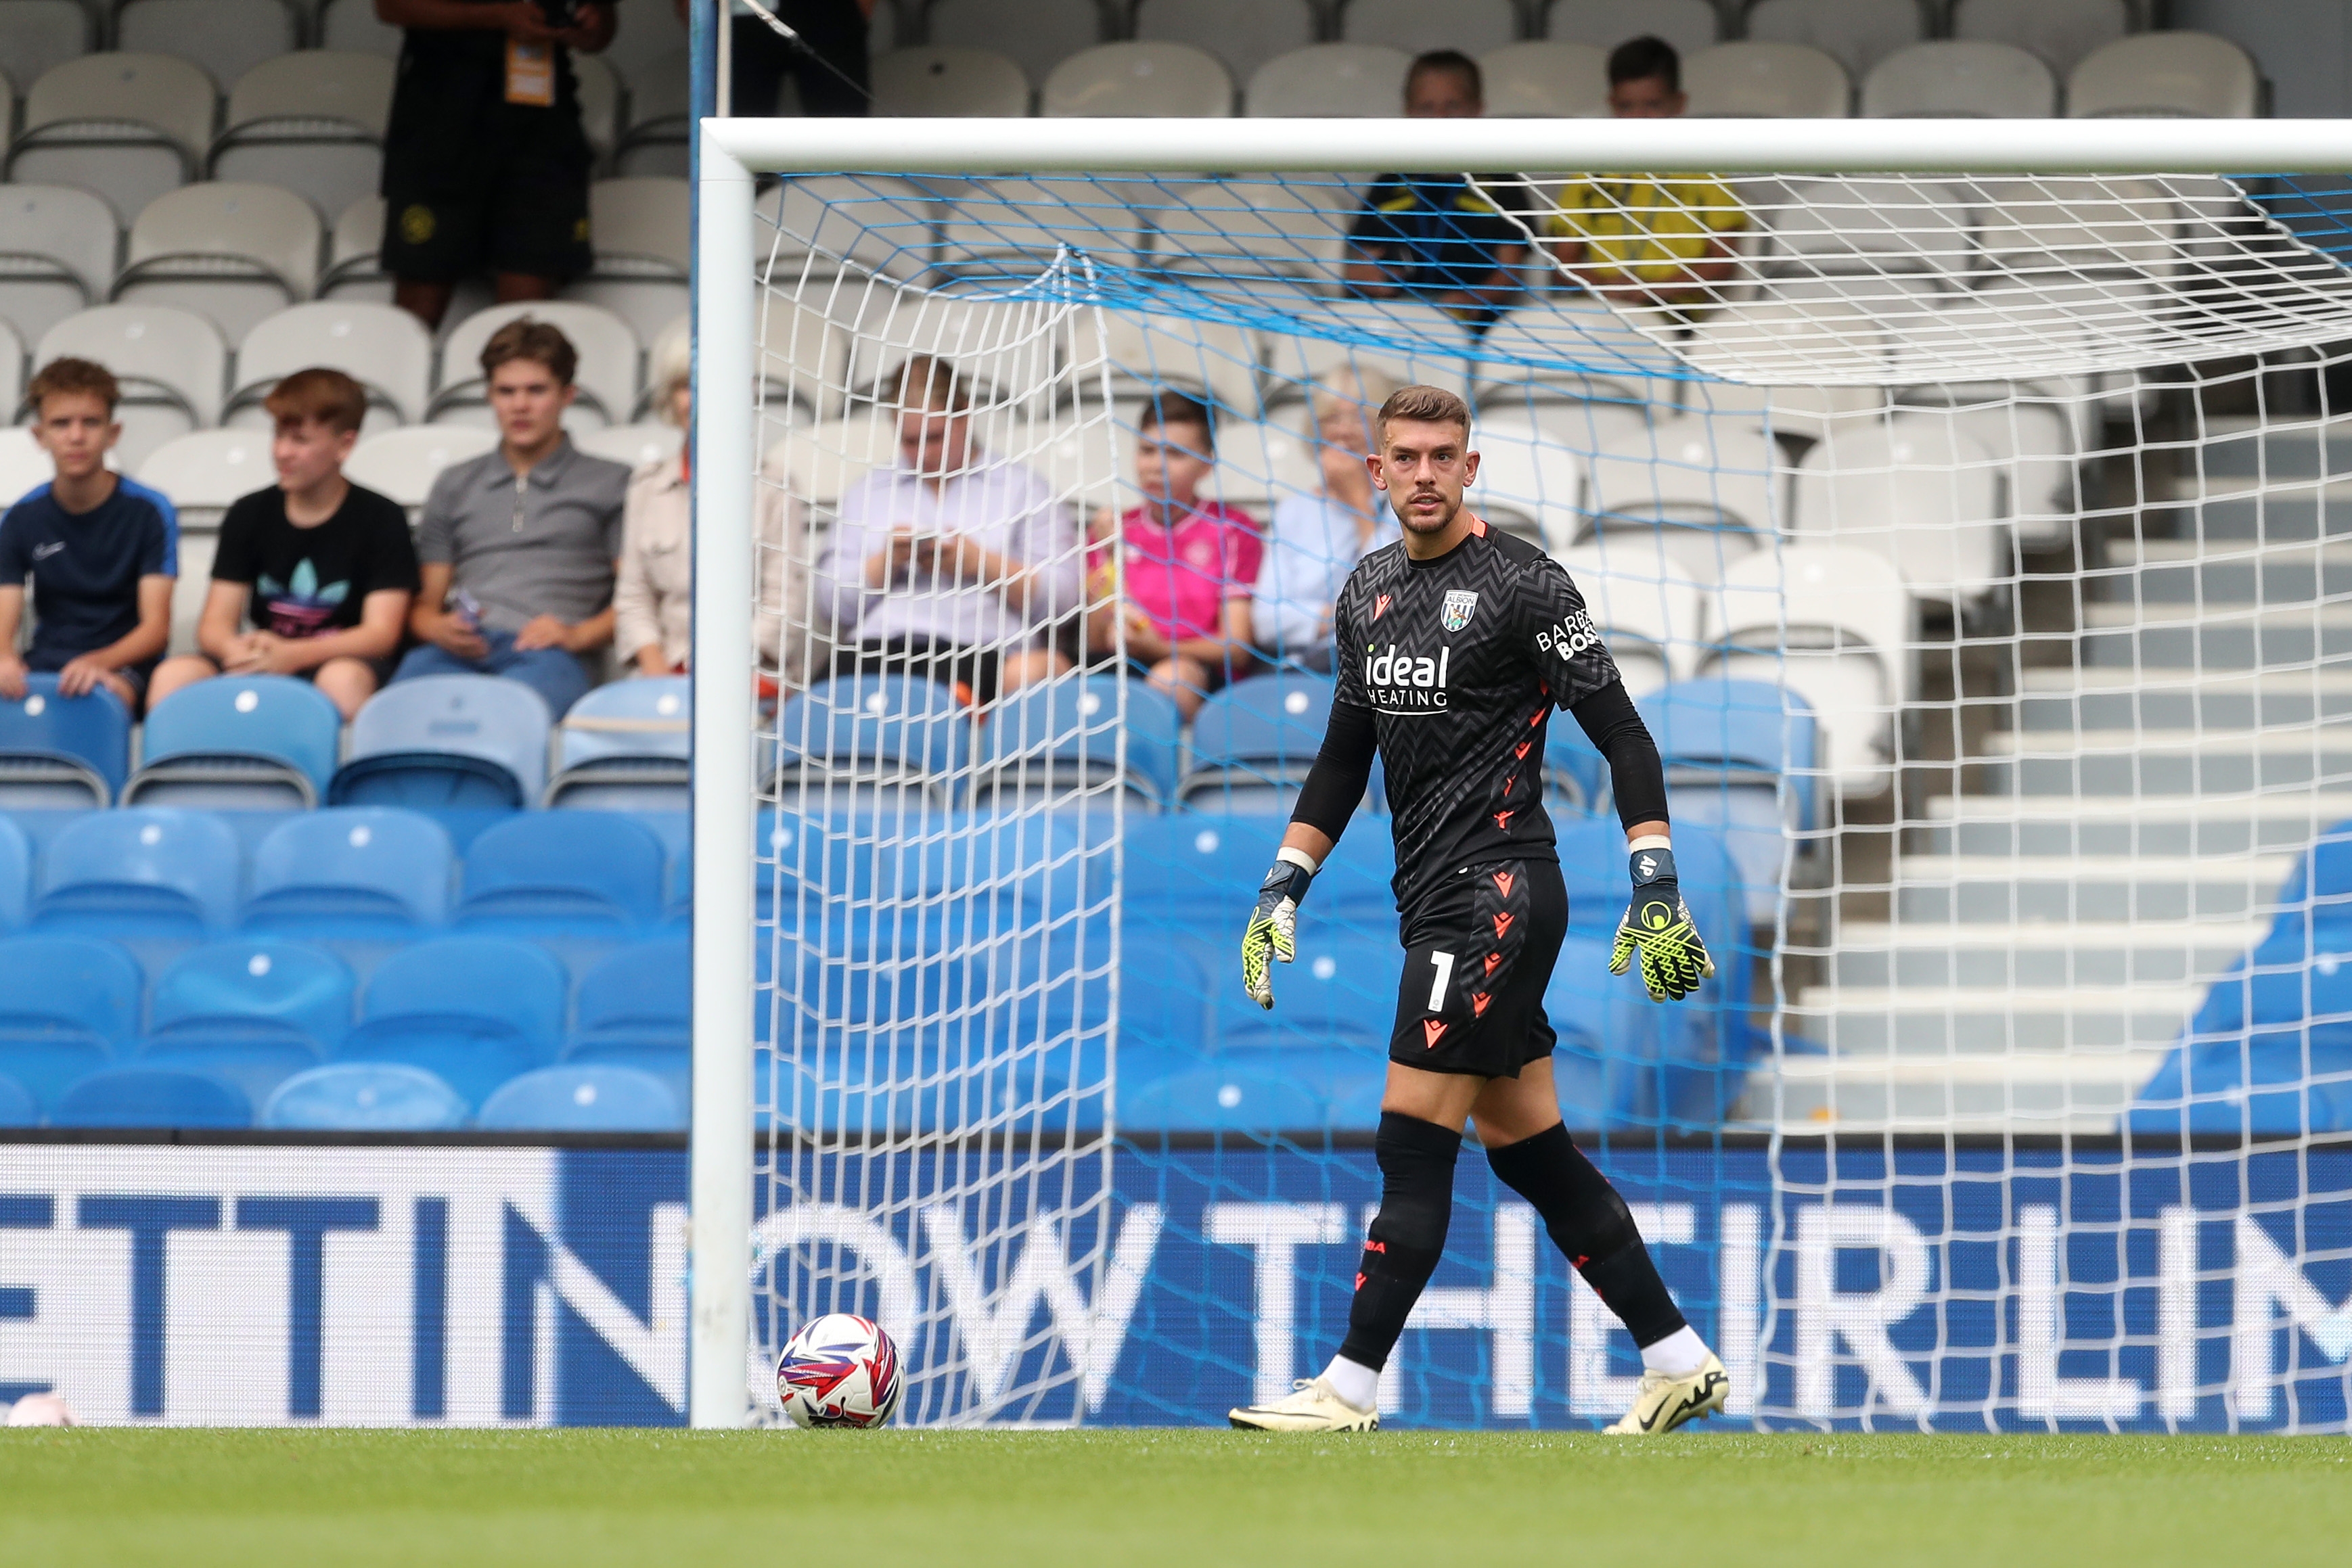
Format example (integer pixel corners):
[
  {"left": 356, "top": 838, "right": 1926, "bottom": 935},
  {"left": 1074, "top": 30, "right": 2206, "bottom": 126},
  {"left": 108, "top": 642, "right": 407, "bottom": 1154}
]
[
  {"left": 0, "top": 357, "right": 177, "bottom": 712},
  {"left": 148, "top": 370, "right": 422, "bottom": 720}
]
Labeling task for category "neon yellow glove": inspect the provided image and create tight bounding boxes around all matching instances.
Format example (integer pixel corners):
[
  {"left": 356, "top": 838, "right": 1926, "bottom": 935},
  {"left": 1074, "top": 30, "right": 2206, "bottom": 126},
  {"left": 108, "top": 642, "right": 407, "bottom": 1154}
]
[
  {"left": 1240, "top": 858, "right": 1314, "bottom": 1010},
  {"left": 1608, "top": 846, "right": 1715, "bottom": 1002}
]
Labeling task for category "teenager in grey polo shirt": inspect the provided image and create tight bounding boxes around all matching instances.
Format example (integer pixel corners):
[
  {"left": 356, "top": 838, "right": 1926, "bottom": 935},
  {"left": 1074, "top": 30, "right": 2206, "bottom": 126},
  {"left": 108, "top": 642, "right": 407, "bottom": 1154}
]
[{"left": 394, "top": 319, "right": 628, "bottom": 718}]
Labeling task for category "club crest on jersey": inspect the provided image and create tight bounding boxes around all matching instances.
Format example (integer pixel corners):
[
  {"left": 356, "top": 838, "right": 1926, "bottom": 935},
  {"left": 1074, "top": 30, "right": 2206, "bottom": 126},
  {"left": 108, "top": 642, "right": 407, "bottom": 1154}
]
[{"left": 1441, "top": 589, "right": 1478, "bottom": 632}]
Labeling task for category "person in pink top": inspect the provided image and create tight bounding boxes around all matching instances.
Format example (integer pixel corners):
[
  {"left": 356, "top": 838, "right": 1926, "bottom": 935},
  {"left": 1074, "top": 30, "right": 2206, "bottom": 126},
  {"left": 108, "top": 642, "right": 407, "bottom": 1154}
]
[{"left": 1085, "top": 392, "right": 1263, "bottom": 719}]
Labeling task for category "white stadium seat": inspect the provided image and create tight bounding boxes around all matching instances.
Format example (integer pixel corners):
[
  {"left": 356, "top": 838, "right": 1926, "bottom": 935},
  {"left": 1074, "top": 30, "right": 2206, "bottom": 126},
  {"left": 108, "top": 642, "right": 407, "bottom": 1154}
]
[
  {"left": 1972, "top": 177, "right": 2181, "bottom": 279},
  {"left": 1148, "top": 180, "right": 1353, "bottom": 285},
  {"left": 1861, "top": 40, "right": 2056, "bottom": 119},
  {"left": 1792, "top": 413, "right": 2009, "bottom": 608},
  {"left": 1950, "top": 0, "right": 2127, "bottom": 77},
  {"left": 0, "top": 184, "right": 118, "bottom": 351},
  {"left": 763, "top": 413, "right": 897, "bottom": 508},
  {"left": 432, "top": 300, "right": 641, "bottom": 430},
  {"left": 2066, "top": 32, "right": 2260, "bottom": 120},
  {"left": 572, "top": 52, "right": 620, "bottom": 164},
  {"left": 9, "top": 54, "right": 216, "bottom": 225},
  {"left": 1743, "top": 0, "right": 1925, "bottom": 83},
  {"left": 135, "top": 427, "right": 271, "bottom": 526},
  {"left": 601, "top": 0, "right": 687, "bottom": 97},
  {"left": 574, "top": 421, "right": 681, "bottom": 471},
  {"left": 1198, "top": 419, "right": 1317, "bottom": 515},
  {"left": 1340, "top": 0, "right": 1516, "bottom": 59},
  {"left": 756, "top": 175, "right": 936, "bottom": 286},
  {"left": 615, "top": 49, "right": 688, "bottom": 178},
  {"left": 1683, "top": 296, "right": 1891, "bottom": 387},
  {"left": 319, "top": 0, "right": 401, "bottom": 55},
  {"left": 1475, "top": 302, "right": 1683, "bottom": 408},
  {"left": 832, "top": 291, "right": 1064, "bottom": 416},
  {"left": 1464, "top": 414, "right": 1586, "bottom": 553},
  {"left": 1685, "top": 42, "right": 1851, "bottom": 118},
  {"left": 344, "top": 424, "right": 499, "bottom": 511},
  {"left": 1583, "top": 413, "right": 1780, "bottom": 576},
  {"left": 1245, "top": 44, "right": 1411, "bottom": 118},
  {"left": 0, "top": 0, "right": 94, "bottom": 99},
  {"left": 112, "top": 182, "right": 321, "bottom": 345},
  {"left": 1263, "top": 300, "right": 1472, "bottom": 408},
  {"left": 37, "top": 303, "right": 227, "bottom": 467},
  {"left": 751, "top": 300, "right": 847, "bottom": 425},
  {"left": 0, "top": 319, "right": 23, "bottom": 427},
  {"left": 1545, "top": 0, "right": 1717, "bottom": 56},
  {"left": 1043, "top": 42, "right": 1233, "bottom": 118},
  {"left": 564, "top": 177, "right": 690, "bottom": 348},
  {"left": 938, "top": 177, "right": 1149, "bottom": 280},
  {"left": 927, "top": 0, "right": 1102, "bottom": 92},
  {"left": 1554, "top": 540, "right": 1704, "bottom": 694},
  {"left": 227, "top": 300, "right": 432, "bottom": 429},
  {"left": 1756, "top": 177, "right": 1976, "bottom": 285},
  {"left": 1480, "top": 41, "right": 1608, "bottom": 118},
  {"left": 870, "top": 47, "right": 1030, "bottom": 117},
  {"left": 210, "top": 52, "right": 394, "bottom": 227},
  {"left": 0, "top": 428, "right": 64, "bottom": 512},
  {"left": 1132, "top": 0, "right": 1315, "bottom": 90},
  {"left": 116, "top": 0, "right": 296, "bottom": 96},
  {"left": 321, "top": 193, "right": 390, "bottom": 300},
  {"left": 1103, "top": 312, "right": 1263, "bottom": 419}
]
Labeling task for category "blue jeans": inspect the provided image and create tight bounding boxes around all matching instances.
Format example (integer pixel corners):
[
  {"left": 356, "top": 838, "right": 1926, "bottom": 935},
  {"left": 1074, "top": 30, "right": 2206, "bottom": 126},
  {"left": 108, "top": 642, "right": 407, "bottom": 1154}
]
[{"left": 393, "top": 629, "right": 595, "bottom": 718}]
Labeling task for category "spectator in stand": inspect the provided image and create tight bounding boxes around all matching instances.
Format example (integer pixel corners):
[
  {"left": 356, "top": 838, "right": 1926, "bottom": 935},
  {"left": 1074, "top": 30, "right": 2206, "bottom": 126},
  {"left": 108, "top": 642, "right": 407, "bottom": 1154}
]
[
  {"left": 816, "top": 354, "right": 1078, "bottom": 706},
  {"left": 1546, "top": 37, "right": 1746, "bottom": 317},
  {"left": 148, "top": 371, "right": 421, "bottom": 721},
  {"left": 395, "top": 319, "right": 627, "bottom": 718},
  {"left": 1083, "top": 392, "right": 1261, "bottom": 720},
  {"left": 374, "top": 0, "right": 613, "bottom": 330},
  {"left": 0, "top": 359, "right": 177, "bottom": 712},
  {"left": 1344, "top": 51, "right": 1531, "bottom": 327},
  {"left": 1251, "top": 369, "right": 1401, "bottom": 673}
]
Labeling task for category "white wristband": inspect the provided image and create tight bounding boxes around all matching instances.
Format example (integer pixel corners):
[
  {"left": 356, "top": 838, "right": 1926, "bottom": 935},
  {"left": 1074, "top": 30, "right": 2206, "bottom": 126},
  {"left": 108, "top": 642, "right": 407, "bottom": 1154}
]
[
  {"left": 1629, "top": 833, "right": 1672, "bottom": 854},
  {"left": 1276, "top": 846, "right": 1322, "bottom": 875}
]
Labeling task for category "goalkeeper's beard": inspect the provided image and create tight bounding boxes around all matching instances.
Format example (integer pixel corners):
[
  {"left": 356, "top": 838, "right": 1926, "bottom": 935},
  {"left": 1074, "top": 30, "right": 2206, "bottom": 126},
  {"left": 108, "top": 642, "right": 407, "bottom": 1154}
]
[{"left": 1390, "top": 482, "right": 1462, "bottom": 538}]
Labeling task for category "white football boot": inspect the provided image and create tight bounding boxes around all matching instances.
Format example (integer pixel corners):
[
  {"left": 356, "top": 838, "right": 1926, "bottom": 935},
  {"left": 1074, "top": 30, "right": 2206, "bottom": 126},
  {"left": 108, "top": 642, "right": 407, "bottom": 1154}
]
[
  {"left": 1227, "top": 1377, "right": 1379, "bottom": 1432},
  {"left": 1604, "top": 1354, "right": 1729, "bottom": 1435}
]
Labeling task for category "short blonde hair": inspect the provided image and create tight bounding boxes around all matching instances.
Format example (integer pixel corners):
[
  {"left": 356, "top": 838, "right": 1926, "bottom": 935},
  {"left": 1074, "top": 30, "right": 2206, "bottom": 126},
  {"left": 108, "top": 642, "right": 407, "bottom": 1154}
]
[
  {"left": 1376, "top": 384, "right": 1472, "bottom": 444},
  {"left": 652, "top": 333, "right": 690, "bottom": 426},
  {"left": 1307, "top": 367, "right": 1397, "bottom": 431}
]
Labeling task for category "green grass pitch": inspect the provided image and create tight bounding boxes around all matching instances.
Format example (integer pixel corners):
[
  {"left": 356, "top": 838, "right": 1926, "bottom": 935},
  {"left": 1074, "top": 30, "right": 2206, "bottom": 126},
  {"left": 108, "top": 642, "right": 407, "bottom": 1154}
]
[{"left": 1, "top": 1429, "right": 2346, "bottom": 1565}]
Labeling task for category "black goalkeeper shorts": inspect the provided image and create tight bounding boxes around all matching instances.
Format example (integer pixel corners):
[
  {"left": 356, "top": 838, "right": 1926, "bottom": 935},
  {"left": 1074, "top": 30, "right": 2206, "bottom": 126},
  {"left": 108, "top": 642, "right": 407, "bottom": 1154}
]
[{"left": 1386, "top": 858, "right": 1567, "bottom": 1080}]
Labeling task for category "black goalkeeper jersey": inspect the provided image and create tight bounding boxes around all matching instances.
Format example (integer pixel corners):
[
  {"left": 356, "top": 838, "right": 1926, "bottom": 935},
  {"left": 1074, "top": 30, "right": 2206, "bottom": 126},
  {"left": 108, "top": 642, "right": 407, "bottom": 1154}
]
[{"left": 1329, "top": 517, "right": 1621, "bottom": 908}]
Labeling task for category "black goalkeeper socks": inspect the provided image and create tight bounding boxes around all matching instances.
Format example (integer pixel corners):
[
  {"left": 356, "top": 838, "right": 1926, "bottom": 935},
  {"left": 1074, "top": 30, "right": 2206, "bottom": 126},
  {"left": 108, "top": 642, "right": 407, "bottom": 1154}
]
[
  {"left": 1486, "top": 1122, "right": 1688, "bottom": 1347},
  {"left": 1336, "top": 1111, "right": 1463, "bottom": 1372}
]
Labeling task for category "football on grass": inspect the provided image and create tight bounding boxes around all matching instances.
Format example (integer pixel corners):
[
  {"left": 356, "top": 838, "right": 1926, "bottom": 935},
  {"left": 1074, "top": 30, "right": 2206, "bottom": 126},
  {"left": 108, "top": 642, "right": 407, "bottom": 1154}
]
[{"left": 776, "top": 1314, "right": 903, "bottom": 1429}]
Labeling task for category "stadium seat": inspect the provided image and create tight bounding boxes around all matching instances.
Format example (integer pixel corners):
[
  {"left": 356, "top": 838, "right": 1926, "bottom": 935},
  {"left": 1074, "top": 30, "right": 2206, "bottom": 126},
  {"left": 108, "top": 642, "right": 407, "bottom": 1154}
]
[
  {"left": 332, "top": 674, "right": 552, "bottom": 810},
  {"left": 754, "top": 175, "right": 936, "bottom": 288},
  {"left": 342, "top": 425, "right": 499, "bottom": 511},
  {"left": 1861, "top": 40, "right": 2056, "bottom": 118},
  {"left": 545, "top": 675, "right": 690, "bottom": 810},
  {"left": 0, "top": 675, "right": 132, "bottom": 806},
  {"left": 1123, "top": 812, "right": 1394, "bottom": 933},
  {"left": 1468, "top": 415, "right": 1589, "bottom": 554},
  {"left": 574, "top": 421, "right": 681, "bottom": 470},
  {"left": 116, "top": 0, "right": 295, "bottom": 97},
  {"left": 1637, "top": 678, "right": 1819, "bottom": 924},
  {"left": 1554, "top": 541, "right": 1704, "bottom": 695},
  {"left": 1131, "top": 0, "right": 1312, "bottom": 87},
  {"left": 321, "top": 193, "right": 392, "bottom": 300},
  {"left": 0, "top": 1, "right": 92, "bottom": 97},
  {"left": 137, "top": 938, "right": 351, "bottom": 1102},
  {"left": 245, "top": 807, "right": 455, "bottom": 931},
  {"left": 1543, "top": 710, "right": 1608, "bottom": 816},
  {"left": 32, "top": 807, "right": 241, "bottom": 935},
  {"left": 318, "top": 0, "right": 400, "bottom": 52},
  {"left": 1581, "top": 415, "right": 1779, "bottom": 576},
  {"left": 1743, "top": 0, "right": 1924, "bottom": 82},
  {"left": 1754, "top": 177, "right": 1974, "bottom": 290},
  {"left": 1683, "top": 42, "right": 1852, "bottom": 118},
  {"left": 969, "top": 674, "right": 1181, "bottom": 812},
  {"left": 938, "top": 179, "right": 1151, "bottom": 283},
  {"left": 124, "top": 674, "right": 342, "bottom": 810},
  {"left": 1545, "top": 0, "right": 1717, "bottom": 55},
  {"left": 572, "top": 53, "right": 621, "bottom": 166},
  {"left": 1244, "top": 43, "right": 1411, "bottom": 118},
  {"left": 830, "top": 290, "right": 1064, "bottom": 418},
  {"left": 210, "top": 52, "right": 394, "bottom": 227},
  {"left": 227, "top": 301, "right": 432, "bottom": 430},
  {"left": 769, "top": 676, "right": 972, "bottom": 811},
  {"left": 1681, "top": 296, "right": 1891, "bottom": 403},
  {"left": 1474, "top": 302, "right": 1683, "bottom": 404},
  {"left": 9, "top": 54, "right": 215, "bottom": 225},
  {"left": 0, "top": 933, "right": 142, "bottom": 1109},
  {"left": 51, "top": 1065, "right": 251, "bottom": 1128},
  {"left": 1116, "top": 943, "right": 1215, "bottom": 1056},
  {"left": 926, "top": 0, "right": 1102, "bottom": 92},
  {"left": 0, "top": 184, "right": 116, "bottom": 353},
  {"left": 261, "top": 1061, "right": 468, "bottom": 1130},
  {"left": 1792, "top": 414, "right": 2009, "bottom": 609},
  {"left": 564, "top": 178, "right": 690, "bottom": 348},
  {"left": 564, "top": 938, "right": 688, "bottom": 1088},
  {"left": 1100, "top": 309, "right": 1262, "bottom": 415},
  {"left": 1179, "top": 673, "right": 1334, "bottom": 812},
  {"left": 1951, "top": 0, "right": 2127, "bottom": 78},
  {"left": 430, "top": 300, "right": 640, "bottom": 429},
  {"left": 1146, "top": 180, "right": 1353, "bottom": 290},
  {"left": 1118, "top": 1065, "right": 1326, "bottom": 1134},
  {"left": 1265, "top": 300, "right": 1471, "bottom": 408},
  {"left": 0, "top": 816, "right": 28, "bottom": 931},
  {"left": 0, "top": 1074, "right": 39, "bottom": 1127},
  {"left": 744, "top": 298, "right": 847, "bottom": 425},
  {"left": 455, "top": 812, "right": 668, "bottom": 930},
  {"left": 2068, "top": 31, "right": 2259, "bottom": 119},
  {"left": 1479, "top": 41, "right": 1608, "bottom": 118},
  {"left": 112, "top": 183, "right": 324, "bottom": 343},
  {"left": 613, "top": 50, "right": 689, "bottom": 177},
  {"left": 602, "top": 0, "right": 689, "bottom": 97},
  {"left": 475, "top": 1064, "right": 683, "bottom": 1132},
  {"left": 1340, "top": 0, "right": 1514, "bottom": 57},
  {"left": 1214, "top": 925, "right": 1397, "bottom": 1055},
  {"left": 133, "top": 428, "right": 269, "bottom": 531},
  {"left": 334, "top": 935, "right": 566, "bottom": 1105},
  {"left": 37, "top": 304, "right": 227, "bottom": 467}
]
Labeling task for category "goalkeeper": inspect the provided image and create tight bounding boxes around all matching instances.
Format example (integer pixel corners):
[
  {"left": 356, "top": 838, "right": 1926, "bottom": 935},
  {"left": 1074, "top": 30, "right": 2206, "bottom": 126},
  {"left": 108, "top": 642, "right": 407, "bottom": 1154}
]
[{"left": 1229, "top": 385, "right": 1725, "bottom": 1436}]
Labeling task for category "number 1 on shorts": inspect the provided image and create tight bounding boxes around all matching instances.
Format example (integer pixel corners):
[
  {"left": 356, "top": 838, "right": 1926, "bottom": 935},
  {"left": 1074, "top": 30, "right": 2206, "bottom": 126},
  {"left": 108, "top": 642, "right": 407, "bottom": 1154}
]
[{"left": 1426, "top": 949, "right": 1455, "bottom": 1012}]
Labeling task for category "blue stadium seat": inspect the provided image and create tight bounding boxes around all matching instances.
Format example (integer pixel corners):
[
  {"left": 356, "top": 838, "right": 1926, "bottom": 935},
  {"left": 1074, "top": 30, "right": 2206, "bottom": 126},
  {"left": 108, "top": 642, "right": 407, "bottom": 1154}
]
[
  {"left": 455, "top": 812, "right": 667, "bottom": 929},
  {"left": 122, "top": 674, "right": 343, "bottom": 810},
  {"left": 1124, "top": 814, "right": 1395, "bottom": 931},
  {"left": 2131, "top": 1019, "right": 2352, "bottom": 1138},
  {"left": 0, "top": 676, "right": 131, "bottom": 806},
  {"left": 261, "top": 1062, "right": 470, "bottom": 1130},
  {"left": 245, "top": 808, "right": 454, "bottom": 933},
  {"left": 330, "top": 674, "right": 551, "bottom": 809},
  {"left": 767, "top": 676, "right": 972, "bottom": 810},
  {"left": 32, "top": 808, "right": 242, "bottom": 935},
  {"left": 968, "top": 675, "right": 1181, "bottom": 812},
  {"left": 545, "top": 676, "right": 689, "bottom": 810},
  {"left": 783, "top": 1023, "right": 1100, "bottom": 1135},
  {"left": 0, "top": 813, "right": 29, "bottom": 930},
  {"left": 0, "top": 1072, "right": 37, "bottom": 1126},
  {"left": 1178, "top": 673, "right": 1334, "bottom": 812},
  {"left": 1637, "top": 678, "right": 1818, "bottom": 925},
  {"left": 475, "top": 1064, "right": 684, "bottom": 1132},
  {"left": 0, "top": 936, "right": 141, "bottom": 1111},
  {"left": 51, "top": 1067, "right": 252, "bottom": 1128},
  {"left": 334, "top": 936, "right": 567, "bottom": 1105},
  {"left": 1545, "top": 717, "right": 1608, "bottom": 816},
  {"left": 135, "top": 939, "right": 352, "bottom": 1103},
  {"left": 1118, "top": 1066, "right": 1327, "bottom": 1134},
  {"left": 563, "top": 939, "right": 688, "bottom": 1092},
  {"left": 1214, "top": 928, "right": 1398, "bottom": 1054},
  {"left": 1118, "top": 943, "right": 1213, "bottom": 1055}
]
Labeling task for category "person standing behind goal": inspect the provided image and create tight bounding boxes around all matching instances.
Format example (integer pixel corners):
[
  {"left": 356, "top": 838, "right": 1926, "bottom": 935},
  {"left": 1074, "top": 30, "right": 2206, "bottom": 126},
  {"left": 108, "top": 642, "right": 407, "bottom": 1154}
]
[{"left": 1228, "top": 385, "right": 1728, "bottom": 1435}]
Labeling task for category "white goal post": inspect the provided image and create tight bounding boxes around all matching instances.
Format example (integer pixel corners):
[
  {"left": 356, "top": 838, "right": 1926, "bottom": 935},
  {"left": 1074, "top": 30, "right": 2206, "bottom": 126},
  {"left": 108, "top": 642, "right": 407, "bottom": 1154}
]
[{"left": 692, "top": 114, "right": 2352, "bottom": 1431}]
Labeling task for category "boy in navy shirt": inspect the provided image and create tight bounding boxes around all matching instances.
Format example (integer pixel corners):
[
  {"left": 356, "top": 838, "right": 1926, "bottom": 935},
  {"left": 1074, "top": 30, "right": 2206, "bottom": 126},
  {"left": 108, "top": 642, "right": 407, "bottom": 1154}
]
[{"left": 0, "top": 359, "right": 178, "bottom": 712}]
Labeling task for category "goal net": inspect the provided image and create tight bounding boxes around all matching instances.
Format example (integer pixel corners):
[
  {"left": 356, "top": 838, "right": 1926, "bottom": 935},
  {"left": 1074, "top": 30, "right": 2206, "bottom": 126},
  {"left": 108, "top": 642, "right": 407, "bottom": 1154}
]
[{"left": 694, "top": 118, "right": 2352, "bottom": 1432}]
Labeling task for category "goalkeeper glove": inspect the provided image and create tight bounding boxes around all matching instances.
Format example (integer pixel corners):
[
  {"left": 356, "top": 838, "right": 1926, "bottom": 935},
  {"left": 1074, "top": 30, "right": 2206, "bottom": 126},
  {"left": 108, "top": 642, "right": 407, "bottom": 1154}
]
[
  {"left": 1241, "top": 855, "right": 1315, "bottom": 1011},
  {"left": 1608, "top": 845, "right": 1715, "bottom": 1002}
]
